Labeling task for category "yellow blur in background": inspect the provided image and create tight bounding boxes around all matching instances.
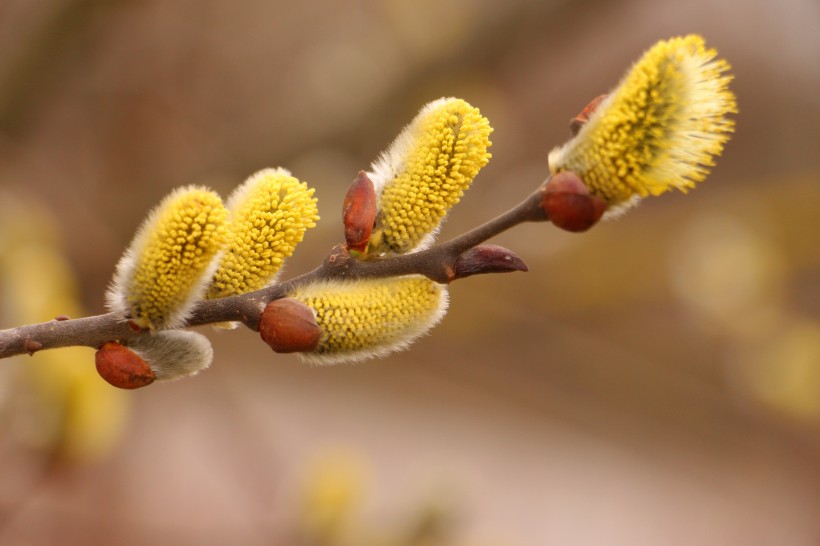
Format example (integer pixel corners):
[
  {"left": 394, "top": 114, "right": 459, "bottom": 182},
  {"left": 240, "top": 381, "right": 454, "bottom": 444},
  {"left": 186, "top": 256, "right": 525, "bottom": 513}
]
[{"left": 0, "top": 192, "right": 128, "bottom": 464}]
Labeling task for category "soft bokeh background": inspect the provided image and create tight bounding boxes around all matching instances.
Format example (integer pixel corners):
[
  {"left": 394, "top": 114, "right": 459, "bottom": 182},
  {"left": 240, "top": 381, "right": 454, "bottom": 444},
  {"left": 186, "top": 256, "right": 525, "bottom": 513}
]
[{"left": 1, "top": 0, "right": 819, "bottom": 544}]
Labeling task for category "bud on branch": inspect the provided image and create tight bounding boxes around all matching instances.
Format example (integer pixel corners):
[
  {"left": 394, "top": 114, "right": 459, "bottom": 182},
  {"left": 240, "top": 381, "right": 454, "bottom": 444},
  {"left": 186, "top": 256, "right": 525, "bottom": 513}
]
[{"left": 342, "top": 171, "right": 377, "bottom": 254}]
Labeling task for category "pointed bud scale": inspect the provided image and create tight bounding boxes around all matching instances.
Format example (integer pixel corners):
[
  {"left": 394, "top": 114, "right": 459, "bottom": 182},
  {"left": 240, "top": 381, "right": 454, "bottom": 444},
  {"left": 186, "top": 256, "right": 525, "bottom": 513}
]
[
  {"left": 452, "top": 244, "right": 528, "bottom": 280},
  {"left": 342, "top": 171, "right": 377, "bottom": 253},
  {"left": 128, "top": 330, "right": 214, "bottom": 382},
  {"left": 540, "top": 171, "right": 607, "bottom": 232},
  {"left": 569, "top": 94, "right": 607, "bottom": 137},
  {"left": 95, "top": 341, "right": 156, "bottom": 390},
  {"left": 208, "top": 168, "right": 319, "bottom": 299},
  {"left": 549, "top": 35, "right": 736, "bottom": 216},
  {"left": 259, "top": 298, "right": 322, "bottom": 353},
  {"left": 367, "top": 98, "right": 492, "bottom": 255},
  {"left": 106, "top": 186, "right": 228, "bottom": 330},
  {"left": 289, "top": 276, "right": 448, "bottom": 365}
]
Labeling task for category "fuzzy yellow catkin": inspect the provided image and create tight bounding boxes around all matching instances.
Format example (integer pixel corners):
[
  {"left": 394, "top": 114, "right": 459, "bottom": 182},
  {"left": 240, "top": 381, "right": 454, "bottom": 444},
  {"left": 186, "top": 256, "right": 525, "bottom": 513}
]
[
  {"left": 548, "top": 34, "right": 737, "bottom": 214},
  {"left": 366, "top": 97, "right": 492, "bottom": 255},
  {"left": 106, "top": 186, "right": 228, "bottom": 330},
  {"left": 208, "top": 168, "right": 319, "bottom": 299},
  {"left": 289, "top": 276, "right": 448, "bottom": 364}
]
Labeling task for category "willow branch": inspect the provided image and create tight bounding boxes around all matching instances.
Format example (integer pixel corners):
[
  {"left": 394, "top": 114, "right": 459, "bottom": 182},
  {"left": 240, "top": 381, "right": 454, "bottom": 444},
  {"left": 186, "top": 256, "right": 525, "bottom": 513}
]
[{"left": 0, "top": 186, "right": 549, "bottom": 360}]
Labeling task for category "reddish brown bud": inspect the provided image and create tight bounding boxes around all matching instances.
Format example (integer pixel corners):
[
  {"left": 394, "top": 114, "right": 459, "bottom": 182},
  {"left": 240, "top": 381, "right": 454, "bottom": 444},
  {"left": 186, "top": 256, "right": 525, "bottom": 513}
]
[
  {"left": 24, "top": 339, "right": 43, "bottom": 355},
  {"left": 342, "top": 170, "right": 377, "bottom": 253},
  {"left": 95, "top": 341, "right": 156, "bottom": 389},
  {"left": 569, "top": 94, "right": 607, "bottom": 136},
  {"left": 541, "top": 171, "right": 607, "bottom": 232},
  {"left": 259, "top": 298, "right": 321, "bottom": 353},
  {"left": 452, "top": 245, "right": 528, "bottom": 281}
]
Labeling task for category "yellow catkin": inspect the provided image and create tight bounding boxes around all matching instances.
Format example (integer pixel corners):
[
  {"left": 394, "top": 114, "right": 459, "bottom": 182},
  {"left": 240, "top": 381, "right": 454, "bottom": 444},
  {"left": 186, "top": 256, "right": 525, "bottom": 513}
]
[
  {"left": 290, "top": 276, "right": 448, "bottom": 364},
  {"left": 367, "top": 98, "right": 492, "bottom": 255},
  {"left": 548, "top": 35, "right": 737, "bottom": 212},
  {"left": 107, "top": 186, "right": 228, "bottom": 330},
  {"left": 208, "top": 168, "right": 319, "bottom": 298}
]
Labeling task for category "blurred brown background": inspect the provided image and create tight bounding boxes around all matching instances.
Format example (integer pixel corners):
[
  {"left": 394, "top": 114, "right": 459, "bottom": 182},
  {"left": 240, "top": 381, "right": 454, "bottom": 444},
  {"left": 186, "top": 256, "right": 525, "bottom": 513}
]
[{"left": 1, "top": 0, "right": 819, "bottom": 544}]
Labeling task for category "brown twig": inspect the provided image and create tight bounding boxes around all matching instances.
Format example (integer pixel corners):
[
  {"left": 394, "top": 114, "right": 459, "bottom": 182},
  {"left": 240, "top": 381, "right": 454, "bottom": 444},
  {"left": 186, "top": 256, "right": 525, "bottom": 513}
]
[{"left": 0, "top": 186, "right": 549, "bottom": 360}]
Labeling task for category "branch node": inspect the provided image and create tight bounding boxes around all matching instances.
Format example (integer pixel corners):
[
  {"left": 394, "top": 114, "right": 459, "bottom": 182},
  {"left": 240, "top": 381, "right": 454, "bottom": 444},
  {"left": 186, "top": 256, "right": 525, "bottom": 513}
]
[
  {"left": 126, "top": 320, "right": 142, "bottom": 332},
  {"left": 24, "top": 339, "right": 43, "bottom": 355},
  {"left": 322, "top": 244, "right": 354, "bottom": 275}
]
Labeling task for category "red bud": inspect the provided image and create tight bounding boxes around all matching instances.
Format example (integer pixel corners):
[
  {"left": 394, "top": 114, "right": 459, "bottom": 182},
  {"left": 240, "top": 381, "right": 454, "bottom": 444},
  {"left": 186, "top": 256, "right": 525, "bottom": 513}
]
[
  {"left": 24, "top": 339, "right": 43, "bottom": 355},
  {"left": 569, "top": 94, "right": 607, "bottom": 136},
  {"left": 452, "top": 245, "right": 528, "bottom": 281},
  {"left": 95, "top": 341, "right": 156, "bottom": 389},
  {"left": 540, "top": 171, "right": 607, "bottom": 232},
  {"left": 259, "top": 298, "right": 321, "bottom": 353},
  {"left": 342, "top": 171, "right": 377, "bottom": 253}
]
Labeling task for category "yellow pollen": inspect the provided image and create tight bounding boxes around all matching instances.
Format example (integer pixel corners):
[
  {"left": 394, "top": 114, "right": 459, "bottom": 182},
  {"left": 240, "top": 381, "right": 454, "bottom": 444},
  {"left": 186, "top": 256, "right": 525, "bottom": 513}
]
[
  {"left": 208, "top": 168, "right": 319, "bottom": 298},
  {"left": 548, "top": 35, "right": 737, "bottom": 211},
  {"left": 368, "top": 98, "right": 492, "bottom": 254},
  {"left": 109, "top": 186, "right": 228, "bottom": 330},
  {"left": 290, "top": 276, "right": 448, "bottom": 364}
]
